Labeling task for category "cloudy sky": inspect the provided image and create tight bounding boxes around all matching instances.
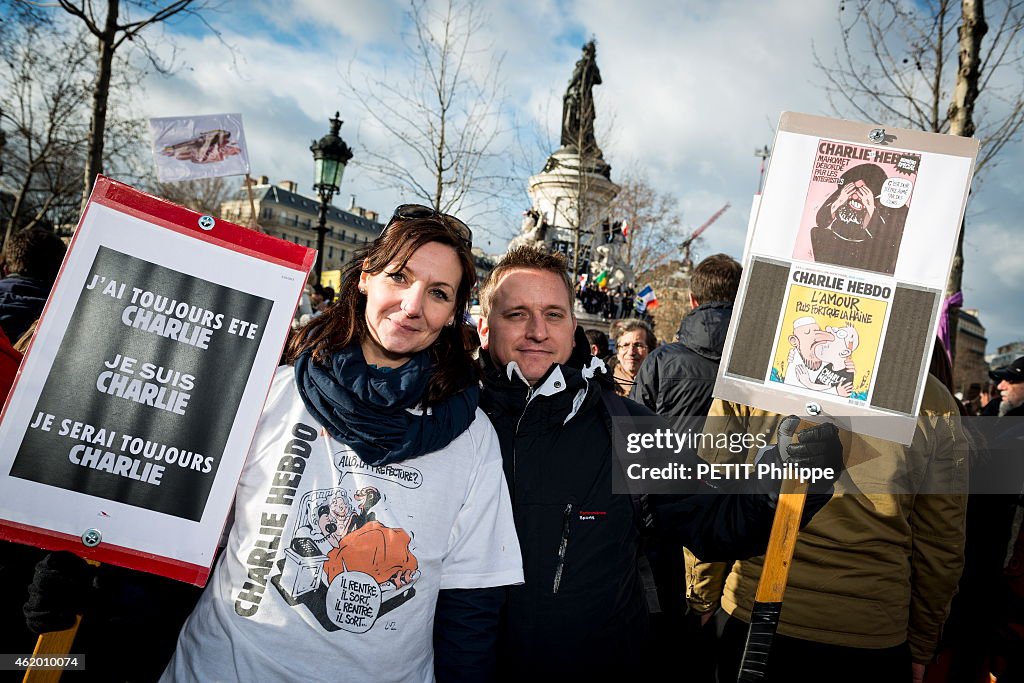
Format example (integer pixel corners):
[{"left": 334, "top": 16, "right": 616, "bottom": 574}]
[{"left": 124, "top": 0, "right": 1021, "bottom": 351}]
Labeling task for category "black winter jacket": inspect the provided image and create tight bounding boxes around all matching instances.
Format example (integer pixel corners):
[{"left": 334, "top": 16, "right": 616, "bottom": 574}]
[
  {"left": 480, "top": 329, "right": 779, "bottom": 679},
  {"left": 0, "top": 274, "right": 51, "bottom": 343},
  {"left": 631, "top": 301, "right": 732, "bottom": 435}
]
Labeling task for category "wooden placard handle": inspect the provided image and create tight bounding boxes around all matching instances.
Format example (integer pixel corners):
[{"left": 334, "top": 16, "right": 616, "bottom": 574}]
[
  {"left": 22, "top": 559, "right": 99, "bottom": 683},
  {"left": 737, "top": 481, "right": 808, "bottom": 682},
  {"left": 22, "top": 617, "right": 82, "bottom": 683}
]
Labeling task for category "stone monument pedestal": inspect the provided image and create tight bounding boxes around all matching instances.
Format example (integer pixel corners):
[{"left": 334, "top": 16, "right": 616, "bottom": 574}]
[
  {"left": 525, "top": 147, "right": 634, "bottom": 288},
  {"left": 528, "top": 147, "right": 617, "bottom": 250}
]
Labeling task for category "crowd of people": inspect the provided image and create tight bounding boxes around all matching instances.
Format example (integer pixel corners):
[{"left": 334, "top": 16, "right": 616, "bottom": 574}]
[
  {"left": 0, "top": 211, "right": 1021, "bottom": 682},
  {"left": 292, "top": 281, "right": 337, "bottom": 328},
  {"left": 575, "top": 280, "right": 649, "bottom": 321}
]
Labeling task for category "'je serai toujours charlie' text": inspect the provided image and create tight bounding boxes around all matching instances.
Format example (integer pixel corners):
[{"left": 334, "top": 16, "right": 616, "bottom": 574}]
[{"left": 28, "top": 409, "right": 214, "bottom": 486}]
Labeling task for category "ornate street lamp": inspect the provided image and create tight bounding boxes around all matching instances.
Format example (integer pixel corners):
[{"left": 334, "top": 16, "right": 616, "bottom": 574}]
[{"left": 310, "top": 112, "right": 354, "bottom": 283}]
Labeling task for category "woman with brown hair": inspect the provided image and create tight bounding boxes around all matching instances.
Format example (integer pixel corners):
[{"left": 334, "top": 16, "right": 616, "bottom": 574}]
[{"left": 160, "top": 205, "right": 523, "bottom": 682}]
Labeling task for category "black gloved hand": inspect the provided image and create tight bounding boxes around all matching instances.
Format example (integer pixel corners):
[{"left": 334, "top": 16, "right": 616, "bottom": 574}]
[
  {"left": 781, "top": 416, "right": 844, "bottom": 491},
  {"left": 755, "top": 416, "right": 844, "bottom": 504},
  {"left": 23, "top": 551, "right": 97, "bottom": 634}
]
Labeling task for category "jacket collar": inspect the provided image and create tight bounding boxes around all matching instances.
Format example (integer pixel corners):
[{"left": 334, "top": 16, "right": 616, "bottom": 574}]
[{"left": 481, "top": 328, "right": 612, "bottom": 424}]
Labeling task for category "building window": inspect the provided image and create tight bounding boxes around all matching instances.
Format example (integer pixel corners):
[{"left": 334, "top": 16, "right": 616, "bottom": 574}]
[
  {"left": 341, "top": 249, "right": 346, "bottom": 262},
  {"left": 328, "top": 246, "right": 334, "bottom": 259},
  {"left": 262, "top": 207, "right": 272, "bottom": 219},
  {"left": 340, "top": 229, "right": 346, "bottom": 242}
]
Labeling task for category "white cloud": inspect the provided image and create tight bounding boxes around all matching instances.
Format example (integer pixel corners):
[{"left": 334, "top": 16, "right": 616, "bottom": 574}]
[{"left": 253, "top": 0, "right": 405, "bottom": 44}]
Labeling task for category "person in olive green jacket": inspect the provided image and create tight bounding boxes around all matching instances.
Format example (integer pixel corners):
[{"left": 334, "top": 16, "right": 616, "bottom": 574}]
[{"left": 686, "top": 374, "right": 968, "bottom": 683}]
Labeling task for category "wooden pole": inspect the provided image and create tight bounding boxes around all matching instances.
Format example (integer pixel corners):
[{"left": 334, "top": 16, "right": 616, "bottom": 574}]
[
  {"left": 23, "top": 559, "right": 99, "bottom": 683},
  {"left": 737, "top": 419, "right": 808, "bottom": 682},
  {"left": 22, "top": 618, "right": 82, "bottom": 683},
  {"left": 244, "top": 175, "right": 260, "bottom": 232}
]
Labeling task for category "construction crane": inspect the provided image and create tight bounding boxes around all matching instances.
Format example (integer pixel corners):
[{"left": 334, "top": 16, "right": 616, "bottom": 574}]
[{"left": 680, "top": 202, "right": 730, "bottom": 273}]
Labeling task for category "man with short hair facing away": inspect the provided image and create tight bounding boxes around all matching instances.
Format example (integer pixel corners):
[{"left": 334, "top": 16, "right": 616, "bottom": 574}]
[
  {"left": 629, "top": 253, "right": 742, "bottom": 669},
  {"left": 584, "top": 327, "right": 610, "bottom": 362},
  {"left": 475, "top": 246, "right": 842, "bottom": 679},
  {"left": 631, "top": 253, "right": 742, "bottom": 435}
]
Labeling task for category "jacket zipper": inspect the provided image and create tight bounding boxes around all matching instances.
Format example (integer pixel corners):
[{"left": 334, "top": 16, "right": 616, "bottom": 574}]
[
  {"left": 552, "top": 502, "right": 572, "bottom": 594},
  {"left": 511, "top": 386, "right": 532, "bottom": 502}
]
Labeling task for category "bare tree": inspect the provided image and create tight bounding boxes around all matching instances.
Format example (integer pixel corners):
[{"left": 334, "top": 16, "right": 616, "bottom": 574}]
[
  {"left": 17, "top": 0, "right": 223, "bottom": 211},
  {"left": 151, "top": 176, "right": 234, "bottom": 216},
  {"left": 816, "top": 0, "right": 1023, "bottom": 173},
  {"left": 564, "top": 101, "right": 600, "bottom": 281},
  {"left": 815, "top": 0, "right": 1024, "bottom": 358},
  {"left": 1, "top": 22, "right": 89, "bottom": 242},
  {"left": 944, "top": 0, "right": 990, "bottom": 361},
  {"left": 345, "top": 0, "right": 510, "bottom": 220},
  {"left": 608, "top": 169, "right": 684, "bottom": 282},
  {"left": 0, "top": 15, "right": 146, "bottom": 243}
]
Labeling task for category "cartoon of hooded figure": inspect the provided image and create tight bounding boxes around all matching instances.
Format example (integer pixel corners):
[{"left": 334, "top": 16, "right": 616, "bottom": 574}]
[{"left": 810, "top": 163, "right": 908, "bottom": 275}]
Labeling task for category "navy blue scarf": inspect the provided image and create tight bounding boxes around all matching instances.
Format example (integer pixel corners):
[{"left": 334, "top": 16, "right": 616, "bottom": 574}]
[{"left": 294, "top": 345, "right": 479, "bottom": 466}]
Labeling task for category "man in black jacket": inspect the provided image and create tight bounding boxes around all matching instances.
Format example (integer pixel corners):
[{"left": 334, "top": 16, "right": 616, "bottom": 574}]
[
  {"left": 629, "top": 253, "right": 742, "bottom": 669},
  {"left": 631, "top": 253, "right": 741, "bottom": 434},
  {"left": 476, "top": 247, "right": 841, "bottom": 678}
]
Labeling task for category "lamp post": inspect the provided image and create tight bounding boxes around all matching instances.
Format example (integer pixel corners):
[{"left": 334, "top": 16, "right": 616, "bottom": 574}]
[{"left": 310, "top": 112, "right": 354, "bottom": 284}]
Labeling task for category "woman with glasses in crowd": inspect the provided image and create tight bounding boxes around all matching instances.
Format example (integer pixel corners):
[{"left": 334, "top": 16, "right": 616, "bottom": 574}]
[{"left": 161, "top": 205, "right": 523, "bottom": 682}]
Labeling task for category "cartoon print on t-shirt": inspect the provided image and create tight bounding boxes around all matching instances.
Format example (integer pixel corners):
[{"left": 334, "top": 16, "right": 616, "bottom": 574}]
[{"left": 271, "top": 483, "right": 420, "bottom": 633}]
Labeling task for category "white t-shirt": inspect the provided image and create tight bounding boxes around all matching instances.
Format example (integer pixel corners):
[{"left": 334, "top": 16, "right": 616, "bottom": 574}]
[{"left": 162, "top": 367, "right": 523, "bottom": 682}]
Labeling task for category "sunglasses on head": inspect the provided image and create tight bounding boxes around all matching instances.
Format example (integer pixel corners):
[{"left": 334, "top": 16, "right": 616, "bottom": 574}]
[{"left": 381, "top": 204, "right": 473, "bottom": 248}]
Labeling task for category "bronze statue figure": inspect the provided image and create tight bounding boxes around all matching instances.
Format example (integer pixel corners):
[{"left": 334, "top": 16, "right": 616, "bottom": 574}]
[{"left": 561, "top": 40, "right": 602, "bottom": 154}]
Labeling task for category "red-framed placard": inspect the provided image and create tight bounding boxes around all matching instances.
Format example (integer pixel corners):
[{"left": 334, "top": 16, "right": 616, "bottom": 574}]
[{"left": 0, "top": 176, "right": 315, "bottom": 585}]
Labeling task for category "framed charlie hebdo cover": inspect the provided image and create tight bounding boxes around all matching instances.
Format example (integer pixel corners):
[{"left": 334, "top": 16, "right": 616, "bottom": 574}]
[{"left": 715, "top": 112, "right": 978, "bottom": 445}]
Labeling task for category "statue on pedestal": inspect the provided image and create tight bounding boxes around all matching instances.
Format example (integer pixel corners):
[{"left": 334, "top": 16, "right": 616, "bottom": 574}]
[{"left": 561, "top": 41, "right": 602, "bottom": 156}]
